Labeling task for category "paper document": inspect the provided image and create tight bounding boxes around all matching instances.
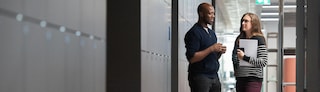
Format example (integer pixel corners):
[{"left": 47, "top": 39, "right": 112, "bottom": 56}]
[{"left": 239, "top": 39, "right": 258, "bottom": 66}]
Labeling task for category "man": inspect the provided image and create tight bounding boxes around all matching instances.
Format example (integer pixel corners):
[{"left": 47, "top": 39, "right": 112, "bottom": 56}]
[{"left": 184, "top": 2, "right": 226, "bottom": 92}]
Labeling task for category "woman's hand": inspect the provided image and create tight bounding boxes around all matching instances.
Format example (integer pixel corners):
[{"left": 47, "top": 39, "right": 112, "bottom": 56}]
[{"left": 237, "top": 49, "right": 245, "bottom": 60}]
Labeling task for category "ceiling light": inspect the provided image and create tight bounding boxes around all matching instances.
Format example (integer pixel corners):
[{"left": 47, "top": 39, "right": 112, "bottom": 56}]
[
  {"left": 261, "top": 18, "right": 279, "bottom": 21},
  {"left": 40, "top": 21, "right": 47, "bottom": 28},
  {"left": 262, "top": 5, "right": 296, "bottom": 9},
  {"left": 60, "top": 26, "right": 66, "bottom": 32},
  {"left": 16, "top": 13, "right": 23, "bottom": 22},
  {"left": 75, "top": 31, "right": 81, "bottom": 36},
  {"left": 261, "top": 13, "right": 279, "bottom": 16}
]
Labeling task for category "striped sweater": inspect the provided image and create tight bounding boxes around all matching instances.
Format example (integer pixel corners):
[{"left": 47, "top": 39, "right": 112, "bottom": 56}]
[{"left": 232, "top": 36, "right": 268, "bottom": 79}]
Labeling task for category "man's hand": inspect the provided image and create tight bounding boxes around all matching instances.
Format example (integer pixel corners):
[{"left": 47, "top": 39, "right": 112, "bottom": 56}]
[
  {"left": 210, "top": 43, "right": 222, "bottom": 52},
  {"left": 220, "top": 46, "right": 227, "bottom": 53},
  {"left": 210, "top": 43, "right": 227, "bottom": 53}
]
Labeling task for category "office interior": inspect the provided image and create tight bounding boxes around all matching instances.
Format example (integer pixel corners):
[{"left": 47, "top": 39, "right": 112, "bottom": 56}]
[{"left": 0, "top": 0, "right": 319, "bottom": 92}]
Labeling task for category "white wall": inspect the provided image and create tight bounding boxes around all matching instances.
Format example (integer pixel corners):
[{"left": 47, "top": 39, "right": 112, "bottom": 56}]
[
  {"left": 0, "top": 0, "right": 106, "bottom": 92},
  {"left": 141, "top": 0, "right": 171, "bottom": 92},
  {"left": 264, "top": 21, "right": 296, "bottom": 49},
  {"left": 283, "top": 27, "right": 296, "bottom": 48}
]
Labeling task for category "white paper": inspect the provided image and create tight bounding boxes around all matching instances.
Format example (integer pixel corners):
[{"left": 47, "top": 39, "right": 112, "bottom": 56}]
[{"left": 239, "top": 39, "right": 258, "bottom": 66}]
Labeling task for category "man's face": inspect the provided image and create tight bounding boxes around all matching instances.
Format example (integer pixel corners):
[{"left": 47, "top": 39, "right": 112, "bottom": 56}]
[{"left": 202, "top": 6, "right": 215, "bottom": 25}]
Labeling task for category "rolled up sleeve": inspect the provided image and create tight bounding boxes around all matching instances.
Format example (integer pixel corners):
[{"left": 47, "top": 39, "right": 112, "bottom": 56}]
[{"left": 184, "top": 31, "right": 200, "bottom": 61}]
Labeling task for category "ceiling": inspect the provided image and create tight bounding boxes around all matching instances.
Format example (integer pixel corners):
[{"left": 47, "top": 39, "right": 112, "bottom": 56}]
[{"left": 215, "top": 0, "right": 297, "bottom": 35}]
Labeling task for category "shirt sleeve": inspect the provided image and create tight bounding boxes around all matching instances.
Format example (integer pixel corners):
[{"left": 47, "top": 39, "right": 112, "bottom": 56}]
[
  {"left": 232, "top": 39, "right": 240, "bottom": 70},
  {"left": 232, "top": 40, "right": 239, "bottom": 64},
  {"left": 184, "top": 31, "right": 200, "bottom": 61},
  {"left": 247, "top": 36, "right": 268, "bottom": 67}
]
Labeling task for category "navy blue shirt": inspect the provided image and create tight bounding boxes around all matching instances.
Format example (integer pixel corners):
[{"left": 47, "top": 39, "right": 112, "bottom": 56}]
[{"left": 184, "top": 23, "right": 220, "bottom": 78}]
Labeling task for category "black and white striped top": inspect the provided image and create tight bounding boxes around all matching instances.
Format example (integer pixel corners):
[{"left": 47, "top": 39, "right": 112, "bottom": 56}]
[{"left": 232, "top": 36, "right": 268, "bottom": 79}]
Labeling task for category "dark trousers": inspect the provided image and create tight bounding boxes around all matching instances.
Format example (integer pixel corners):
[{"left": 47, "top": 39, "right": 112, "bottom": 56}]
[
  {"left": 236, "top": 78, "right": 262, "bottom": 92},
  {"left": 188, "top": 74, "right": 221, "bottom": 92}
]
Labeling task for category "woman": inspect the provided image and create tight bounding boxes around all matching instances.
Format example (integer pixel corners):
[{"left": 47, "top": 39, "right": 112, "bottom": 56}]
[{"left": 232, "top": 12, "right": 268, "bottom": 92}]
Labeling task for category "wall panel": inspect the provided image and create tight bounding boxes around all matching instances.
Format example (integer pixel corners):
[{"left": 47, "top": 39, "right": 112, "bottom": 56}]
[
  {"left": 0, "top": 0, "right": 105, "bottom": 92},
  {"left": 141, "top": 0, "right": 171, "bottom": 92}
]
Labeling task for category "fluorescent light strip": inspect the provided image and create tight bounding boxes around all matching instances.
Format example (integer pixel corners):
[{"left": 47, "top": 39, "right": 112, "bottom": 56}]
[
  {"left": 261, "top": 18, "right": 279, "bottom": 21},
  {"left": 261, "top": 13, "right": 279, "bottom": 16},
  {"left": 262, "top": 5, "right": 296, "bottom": 9}
]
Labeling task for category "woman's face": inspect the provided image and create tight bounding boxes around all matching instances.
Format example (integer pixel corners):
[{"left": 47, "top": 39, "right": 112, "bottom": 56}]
[{"left": 241, "top": 15, "right": 252, "bottom": 32}]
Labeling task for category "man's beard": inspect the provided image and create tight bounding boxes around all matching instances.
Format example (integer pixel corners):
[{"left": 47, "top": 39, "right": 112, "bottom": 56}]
[
  {"left": 205, "top": 19, "right": 213, "bottom": 25},
  {"left": 206, "top": 20, "right": 213, "bottom": 25}
]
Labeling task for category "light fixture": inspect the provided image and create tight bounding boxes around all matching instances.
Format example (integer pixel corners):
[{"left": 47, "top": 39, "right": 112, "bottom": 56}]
[
  {"left": 59, "top": 26, "right": 66, "bottom": 32},
  {"left": 90, "top": 35, "right": 94, "bottom": 40},
  {"left": 16, "top": 13, "right": 23, "bottom": 22},
  {"left": 261, "top": 18, "right": 279, "bottom": 21},
  {"left": 261, "top": 13, "right": 279, "bottom": 16},
  {"left": 262, "top": 5, "right": 296, "bottom": 9},
  {"left": 40, "top": 21, "right": 47, "bottom": 28},
  {"left": 76, "top": 31, "right": 81, "bottom": 36}
]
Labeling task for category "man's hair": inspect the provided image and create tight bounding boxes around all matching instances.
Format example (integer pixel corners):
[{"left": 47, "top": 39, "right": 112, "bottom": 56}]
[{"left": 197, "top": 3, "right": 212, "bottom": 16}]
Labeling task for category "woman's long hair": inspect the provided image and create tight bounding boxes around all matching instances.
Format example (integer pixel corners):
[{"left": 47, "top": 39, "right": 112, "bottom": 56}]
[{"left": 236, "top": 12, "right": 266, "bottom": 45}]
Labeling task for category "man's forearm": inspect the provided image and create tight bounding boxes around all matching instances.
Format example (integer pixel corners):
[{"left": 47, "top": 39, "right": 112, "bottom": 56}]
[{"left": 189, "top": 48, "right": 212, "bottom": 64}]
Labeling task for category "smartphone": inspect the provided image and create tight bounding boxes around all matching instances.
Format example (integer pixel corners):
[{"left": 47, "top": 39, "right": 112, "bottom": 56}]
[{"left": 238, "top": 48, "right": 245, "bottom": 52}]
